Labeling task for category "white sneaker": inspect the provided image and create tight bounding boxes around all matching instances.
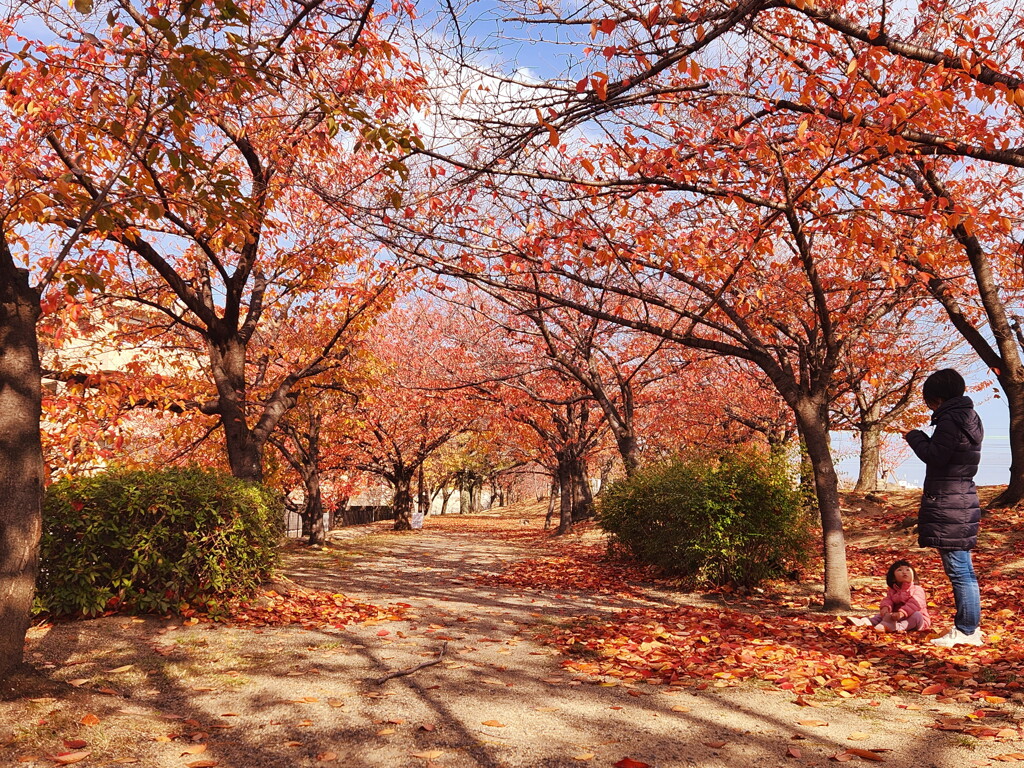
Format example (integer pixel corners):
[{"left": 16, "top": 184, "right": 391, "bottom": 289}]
[{"left": 931, "top": 627, "right": 984, "bottom": 647}]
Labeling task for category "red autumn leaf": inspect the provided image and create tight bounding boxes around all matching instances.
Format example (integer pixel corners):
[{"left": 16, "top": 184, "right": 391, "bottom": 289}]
[{"left": 614, "top": 759, "right": 651, "bottom": 768}]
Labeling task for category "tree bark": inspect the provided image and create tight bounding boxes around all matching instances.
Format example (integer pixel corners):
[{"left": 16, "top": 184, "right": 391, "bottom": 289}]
[
  {"left": 440, "top": 485, "right": 454, "bottom": 514},
  {"left": 0, "top": 241, "right": 44, "bottom": 679},
  {"left": 795, "top": 397, "right": 851, "bottom": 610},
  {"left": 417, "top": 463, "right": 429, "bottom": 517},
  {"left": 569, "top": 455, "right": 594, "bottom": 522},
  {"left": 854, "top": 421, "right": 883, "bottom": 493},
  {"left": 301, "top": 472, "right": 325, "bottom": 545},
  {"left": 392, "top": 469, "right": 414, "bottom": 530},
  {"left": 208, "top": 335, "right": 263, "bottom": 482},
  {"left": 545, "top": 477, "right": 558, "bottom": 529},
  {"left": 995, "top": 382, "right": 1024, "bottom": 506},
  {"left": 556, "top": 456, "right": 574, "bottom": 534}
]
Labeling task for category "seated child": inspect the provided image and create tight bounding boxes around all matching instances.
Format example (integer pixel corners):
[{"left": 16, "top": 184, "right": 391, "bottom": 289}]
[{"left": 848, "top": 559, "right": 932, "bottom": 633}]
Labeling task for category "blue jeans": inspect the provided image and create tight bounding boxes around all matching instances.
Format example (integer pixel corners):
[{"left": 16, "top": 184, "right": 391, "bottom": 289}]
[{"left": 939, "top": 549, "right": 981, "bottom": 634}]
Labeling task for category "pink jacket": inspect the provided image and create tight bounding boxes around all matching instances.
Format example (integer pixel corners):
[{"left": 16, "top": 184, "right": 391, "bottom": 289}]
[{"left": 879, "top": 582, "right": 932, "bottom": 629}]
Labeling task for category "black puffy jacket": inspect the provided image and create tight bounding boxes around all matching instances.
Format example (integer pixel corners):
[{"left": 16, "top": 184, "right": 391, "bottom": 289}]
[{"left": 904, "top": 396, "right": 984, "bottom": 550}]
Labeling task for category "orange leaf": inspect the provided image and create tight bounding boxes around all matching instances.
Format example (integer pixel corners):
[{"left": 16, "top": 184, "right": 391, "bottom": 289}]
[
  {"left": 921, "top": 684, "right": 944, "bottom": 696},
  {"left": 80, "top": 713, "right": 100, "bottom": 726},
  {"left": 845, "top": 748, "right": 885, "bottom": 762},
  {"left": 481, "top": 720, "right": 506, "bottom": 727},
  {"left": 410, "top": 750, "right": 443, "bottom": 760},
  {"left": 62, "top": 740, "right": 88, "bottom": 750},
  {"left": 53, "top": 753, "right": 91, "bottom": 765},
  {"left": 181, "top": 745, "right": 207, "bottom": 756},
  {"left": 614, "top": 760, "right": 651, "bottom": 768},
  {"left": 787, "top": 747, "right": 802, "bottom": 758},
  {"left": 316, "top": 752, "right": 338, "bottom": 762}
]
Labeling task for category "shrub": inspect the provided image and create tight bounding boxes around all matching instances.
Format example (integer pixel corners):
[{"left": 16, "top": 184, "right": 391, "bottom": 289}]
[
  {"left": 598, "top": 448, "right": 812, "bottom": 588},
  {"left": 37, "top": 466, "right": 283, "bottom": 617}
]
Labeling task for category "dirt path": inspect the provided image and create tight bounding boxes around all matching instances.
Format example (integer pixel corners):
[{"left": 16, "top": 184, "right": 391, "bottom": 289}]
[{"left": 2, "top": 522, "right": 1021, "bottom": 768}]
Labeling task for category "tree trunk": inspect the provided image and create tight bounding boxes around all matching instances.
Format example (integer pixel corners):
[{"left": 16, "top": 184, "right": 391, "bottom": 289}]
[
  {"left": 569, "top": 456, "right": 594, "bottom": 522},
  {"left": 0, "top": 247, "right": 44, "bottom": 679},
  {"left": 458, "top": 473, "right": 470, "bottom": 514},
  {"left": 469, "top": 479, "right": 483, "bottom": 514},
  {"left": 993, "top": 381, "right": 1024, "bottom": 506},
  {"left": 208, "top": 335, "right": 263, "bottom": 481},
  {"left": 440, "top": 486, "right": 454, "bottom": 515},
  {"left": 795, "top": 398, "right": 851, "bottom": 611},
  {"left": 614, "top": 431, "right": 639, "bottom": 478},
  {"left": 417, "top": 463, "right": 429, "bottom": 517},
  {"left": 301, "top": 472, "right": 325, "bottom": 545},
  {"left": 854, "top": 422, "right": 883, "bottom": 493},
  {"left": 329, "top": 495, "right": 347, "bottom": 531},
  {"left": 392, "top": 470, "right": 414, "bottom": 530},
  {"left": 545, "top": 477, "right": 558, "bottom": 530},
  {"left": 556, "top": 457, "right": 573, "bottom": 534}
]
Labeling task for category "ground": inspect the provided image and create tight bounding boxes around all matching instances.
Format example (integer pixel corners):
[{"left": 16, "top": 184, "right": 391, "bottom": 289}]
[{"left": 2, "top": 490, "right": 1024, "bottom": 767}]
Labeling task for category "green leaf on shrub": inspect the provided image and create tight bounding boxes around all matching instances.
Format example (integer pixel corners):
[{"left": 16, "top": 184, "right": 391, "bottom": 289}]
[
  {"left": 597, "top": 448, "right": 812, "bottom": 588},
  {"left": 36, "top": 467, "right": 283, "bottom": 617}
]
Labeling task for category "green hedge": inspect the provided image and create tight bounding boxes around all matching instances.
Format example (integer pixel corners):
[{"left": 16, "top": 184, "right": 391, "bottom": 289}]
[
  {"left": 37, "top": 467, "right": 282, "bottom": 617},
  {"left": 598, "top": 449, "right": 812, "bottom": 588}
]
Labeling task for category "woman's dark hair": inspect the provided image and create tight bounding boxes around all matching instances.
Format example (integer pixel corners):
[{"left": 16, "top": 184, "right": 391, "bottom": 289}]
[
  {"left": 886, "top": 559, "right": 917, "bottom": 588},
  {"left": 922, "top": 368, "right": 966, "bottom": 403}
]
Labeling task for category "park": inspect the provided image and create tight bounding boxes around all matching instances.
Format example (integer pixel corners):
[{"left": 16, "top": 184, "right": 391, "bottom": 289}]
[{"left": 2, "top": 0, "right": 1024, "bottom": 765}]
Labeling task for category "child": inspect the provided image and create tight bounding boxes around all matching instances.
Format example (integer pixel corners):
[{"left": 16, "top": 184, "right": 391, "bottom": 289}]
[
  {"left": 904, "top": 368, "right": 984, "bottom": 647},
  {"left": 849, "top": 560, "right": 931, "bottom": 632}
]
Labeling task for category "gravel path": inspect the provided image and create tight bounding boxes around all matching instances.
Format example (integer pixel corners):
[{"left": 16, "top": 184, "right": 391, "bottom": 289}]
[{"left": 2, "top": 523, "right": 1021, "bottom": 768}]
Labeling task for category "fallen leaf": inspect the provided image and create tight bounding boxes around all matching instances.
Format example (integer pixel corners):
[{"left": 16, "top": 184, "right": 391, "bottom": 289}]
[
  {"left": 703, "top": 741, "right": 727, "bottom": 749},
  {"left": 418, "top": 724, "right": 436, "bottom": 732},
  {"left": 410, "top": 750, "right": 443, "bottom": 760},
  {"left": 376, "top": 728, "right": 395, "bottom": 736},
  {"left": 831, "top": 753, "right": 853, "bottom": 762},
  {"left": 574, "top": 753, "right": 595, "bottom": 761},
  {"left": 481, "top": 720, "right": 506, "bottom": 727},
  {"left": 181, "top": 745, "right": 207, "bottom": 756},
  {"left": 921, "top": 684, "right": 944, "bottom": 696},
  {"left": 80, "top": 713, "right": 100, "bottom": 726},
  {"left": 107, "top": 665, "right": 134, "bottom": 673},
  {"left": 671, "top": 705, "right": 691, "bottom": 713},
  {"left": 614, "top": 760, "right": 651, "bottom": 768},
  {"left": 845, "top": 748, "right": 885, "bottom": 762},
  {"left": 62, "top": 740, "right": 88, "bottom": 750},
  {"left": 284, "top": 741, "right": 303, "bottom": 747},
  {"left": 798, "top": 719, "right": 829, "bottom": 727},
  {"left": 185, "top": 761, "right": 219, "bottom": 768},
  {"left": 327, "top": 699, "right": 344, "bottom": 708},
  {"left": 52, "top": 753, "right": 91, "bottom": 765},
  {"left": 316, "top": 752, "right": 338, "bottom": 762},
  {"left": 788, "top": 747, "right": 803, "bottom": 758},
  {"left": 68, "top": 679, "right": 90, "bottom": 688}
]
